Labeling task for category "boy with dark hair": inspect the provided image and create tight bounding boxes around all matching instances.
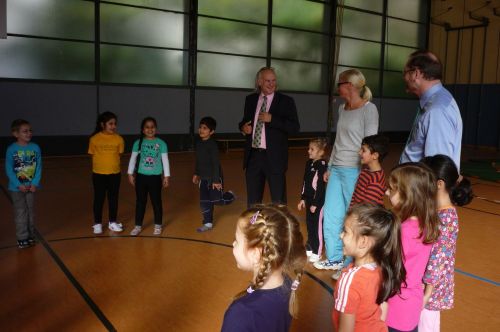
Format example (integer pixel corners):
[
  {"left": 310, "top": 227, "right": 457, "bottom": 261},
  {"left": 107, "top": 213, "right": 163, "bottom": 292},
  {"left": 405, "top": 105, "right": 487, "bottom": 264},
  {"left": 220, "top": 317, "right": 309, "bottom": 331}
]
[
  {"left": 5, "top": 119, "right": 42, "bottom": 248},
  {"left": 349, "top": 134, "right": 389, "bottom": 207},
  {"left": 192, "top": 116, "right": 235, "bottom": 232}
]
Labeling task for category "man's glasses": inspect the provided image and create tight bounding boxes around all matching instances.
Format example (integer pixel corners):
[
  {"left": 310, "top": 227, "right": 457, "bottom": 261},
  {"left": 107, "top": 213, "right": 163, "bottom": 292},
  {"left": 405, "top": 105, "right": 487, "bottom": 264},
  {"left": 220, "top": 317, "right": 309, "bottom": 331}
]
[{"left": 402, "top": 68, "right": 415, "bottom": 75}]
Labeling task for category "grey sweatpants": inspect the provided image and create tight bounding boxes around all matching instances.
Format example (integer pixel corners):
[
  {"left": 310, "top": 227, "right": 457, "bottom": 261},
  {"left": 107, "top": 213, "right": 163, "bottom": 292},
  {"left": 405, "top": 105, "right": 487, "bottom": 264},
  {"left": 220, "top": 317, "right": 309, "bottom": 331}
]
[{"left": 10, "top": 191, "right": 35, "bottom": 241}]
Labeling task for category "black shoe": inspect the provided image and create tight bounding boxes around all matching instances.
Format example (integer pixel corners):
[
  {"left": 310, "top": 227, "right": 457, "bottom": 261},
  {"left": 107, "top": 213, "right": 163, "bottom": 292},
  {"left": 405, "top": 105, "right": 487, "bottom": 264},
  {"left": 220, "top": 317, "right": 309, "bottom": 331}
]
[
  {"left": 17, "top": 239, "right": 32, "bottom": 249},
  {"left": 28, "top": 237, "right": 36, "bottom": 245}
]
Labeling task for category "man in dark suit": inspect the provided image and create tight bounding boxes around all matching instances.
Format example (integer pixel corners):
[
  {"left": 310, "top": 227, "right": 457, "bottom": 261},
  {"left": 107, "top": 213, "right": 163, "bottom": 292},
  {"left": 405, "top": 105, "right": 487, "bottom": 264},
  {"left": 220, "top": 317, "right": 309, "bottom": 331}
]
[{"left": 239, "top": 67, "right": 300, "bottom": 207}]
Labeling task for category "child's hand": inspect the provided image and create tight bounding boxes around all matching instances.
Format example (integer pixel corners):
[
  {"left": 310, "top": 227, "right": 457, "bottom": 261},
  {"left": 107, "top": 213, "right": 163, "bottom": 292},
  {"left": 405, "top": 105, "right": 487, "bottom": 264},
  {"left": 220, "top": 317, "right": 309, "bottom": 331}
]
[
  {"left": 128, "top": 174, "right": 135, "bottom": 186},
  {"left": 192, "top": 175, "right": 200, "bottom": 184},
  {"left": 18, "top": 185, "right": 29, "bottom": 192},
  {"left": 29, "top": 185, "right": 37, "bottom": 193},
  {"left": 163, "top": 176, "right": 169, "bottom": 188},
  {"left": 310, "top": 205, "right": 317, "bottom": 213},
  {"left": 297, "top": 200, "right": 305, "bottom": 211},
  {"left": 212, "top": 182, "right": 222, "bottom": 190},
  {"left": 323, "top": 171, "right": 330, "bottom": 182}
]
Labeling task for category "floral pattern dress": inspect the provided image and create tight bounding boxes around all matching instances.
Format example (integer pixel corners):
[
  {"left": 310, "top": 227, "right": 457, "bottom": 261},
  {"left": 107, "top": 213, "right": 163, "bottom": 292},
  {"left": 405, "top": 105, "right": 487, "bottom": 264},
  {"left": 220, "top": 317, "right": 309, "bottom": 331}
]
[{"left": 423, "top": 207, "right": 459, "bottom": 310}]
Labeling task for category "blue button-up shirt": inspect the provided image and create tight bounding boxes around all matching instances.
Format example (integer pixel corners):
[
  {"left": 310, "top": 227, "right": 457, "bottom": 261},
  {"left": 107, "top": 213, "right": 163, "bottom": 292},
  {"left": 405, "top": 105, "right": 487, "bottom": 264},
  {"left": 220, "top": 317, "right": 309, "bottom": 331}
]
[{"left": 400, "top": 83, "right": 463, "bottom": 170}]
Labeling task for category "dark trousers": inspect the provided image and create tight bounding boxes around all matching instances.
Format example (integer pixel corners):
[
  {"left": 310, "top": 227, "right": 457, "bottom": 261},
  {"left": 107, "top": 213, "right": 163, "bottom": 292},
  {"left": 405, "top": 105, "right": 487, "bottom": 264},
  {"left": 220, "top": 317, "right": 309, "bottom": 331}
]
[
  {"left": 92, "top": 173, "right": 121, "bottom": 224},
  {"left": 305, "top": 201, "right": 323, "bottom": 255},
  {"left": 245, "top": 149, "right": 286, "bottom": 207},
  {"left": 135, "top": 174, "right": 163, "bottom": 226},
  {"left": 388, "top": 326, "right": 418, "bottom": 332},
  {"left": 199, "top": 178, "right": 235, "bottom": 225},
  {"left": 10, "top": 191, "right": 35, "bottom": 241}
]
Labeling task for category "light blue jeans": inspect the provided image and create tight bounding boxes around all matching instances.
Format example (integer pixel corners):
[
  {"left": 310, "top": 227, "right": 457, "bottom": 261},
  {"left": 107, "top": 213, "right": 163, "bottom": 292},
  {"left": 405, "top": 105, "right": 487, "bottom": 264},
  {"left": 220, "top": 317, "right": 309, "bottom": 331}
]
[{"left": 323, "top": 166, "right": 360, "bottom": 263}]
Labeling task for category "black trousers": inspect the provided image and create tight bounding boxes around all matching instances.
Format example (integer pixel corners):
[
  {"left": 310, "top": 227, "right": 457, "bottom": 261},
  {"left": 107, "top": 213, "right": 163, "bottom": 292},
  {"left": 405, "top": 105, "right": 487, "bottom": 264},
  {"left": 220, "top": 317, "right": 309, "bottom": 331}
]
[
  {"left": 92, "top": 173, "right": 121, "bottom": 224},
  {"left": 199, "top": 178, "right": 235, "bottom": 225},
  {"left": 135, "top": 174, "right": 163, "bottom": 226},
  {"left": 245, "top": 149, "right": 286, "bottom": 207},
  {"left": 305, "top": 201, "right": 323, "bottom": 255}
]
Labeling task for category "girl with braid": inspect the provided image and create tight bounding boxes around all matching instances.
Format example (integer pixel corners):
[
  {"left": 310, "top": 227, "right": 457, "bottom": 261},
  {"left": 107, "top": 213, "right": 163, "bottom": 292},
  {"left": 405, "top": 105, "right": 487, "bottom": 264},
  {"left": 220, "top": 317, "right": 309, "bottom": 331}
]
[{"left": 222, "top": 205, "right": 307, "bottom": 332}]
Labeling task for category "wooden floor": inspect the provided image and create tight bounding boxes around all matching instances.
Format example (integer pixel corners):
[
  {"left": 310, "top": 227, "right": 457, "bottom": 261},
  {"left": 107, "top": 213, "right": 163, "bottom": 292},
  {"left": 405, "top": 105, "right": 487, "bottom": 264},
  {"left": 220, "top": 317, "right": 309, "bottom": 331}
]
[{"left": 0, "top": 145, "right": 499, "bottom": 331}]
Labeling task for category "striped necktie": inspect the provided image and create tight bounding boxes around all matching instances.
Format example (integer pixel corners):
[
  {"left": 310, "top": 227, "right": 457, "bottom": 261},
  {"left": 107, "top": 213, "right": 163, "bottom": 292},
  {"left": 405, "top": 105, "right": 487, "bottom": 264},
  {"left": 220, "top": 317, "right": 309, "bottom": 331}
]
[{"left": 252, "top": 96, "right": 267, "bottom": 148}]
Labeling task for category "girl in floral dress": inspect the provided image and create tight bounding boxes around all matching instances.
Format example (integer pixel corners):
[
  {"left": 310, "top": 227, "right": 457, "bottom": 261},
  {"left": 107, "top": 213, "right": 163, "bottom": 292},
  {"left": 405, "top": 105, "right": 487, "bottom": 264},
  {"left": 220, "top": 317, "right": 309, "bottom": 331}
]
[{"left": 419, "top": 155, "right": 473, "bottom": 332}]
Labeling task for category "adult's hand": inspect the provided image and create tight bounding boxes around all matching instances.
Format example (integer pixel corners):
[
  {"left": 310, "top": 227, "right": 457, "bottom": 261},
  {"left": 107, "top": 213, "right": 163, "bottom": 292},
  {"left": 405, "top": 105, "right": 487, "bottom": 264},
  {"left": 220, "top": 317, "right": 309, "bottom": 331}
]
[{"left": 241, "top": 121, "right": 252, "bottom": 135}]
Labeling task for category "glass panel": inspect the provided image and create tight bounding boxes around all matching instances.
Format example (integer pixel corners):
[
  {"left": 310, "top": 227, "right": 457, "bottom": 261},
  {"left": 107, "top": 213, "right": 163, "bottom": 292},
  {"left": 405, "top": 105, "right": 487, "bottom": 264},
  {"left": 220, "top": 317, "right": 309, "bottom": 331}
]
[
  {"left": 198, "top": 0, "right": 267, "bottom": 24},
  {"left": 272, "top": 28, "right": 327, "bottom": 62},
  {"left": 383, "top": 71, "right": 408, "bottom": 98},
  {"left": 7, "top": 0, "right": 94, "bottom": 40},
  {"left": 101, "top": 3, "right": 187, "bottom": 49},
  {"left": 273, "top": 0, "right": 327, "bottom": 32},
  {"left": 386, "top": 19, "right": 425, "bottom": 48},
  {"left": 107, "top": 0, "right": 187, "bottom": 12},
  {"left": 343, "top": 0, "right": 383, "bottom": 13},
  {"left": 336, "top": 66, "right": 380, "bottom": 97},
  {"left": 0, "top": 36, "right": 94, "bottom": 81},
  {"left": 271, "top": 60, "right": 326, "bottom": 92},
  {"left": 198, "top": 18, "right": 266, "bottom": 56},
  {"left": 385, "top": 45, "right": 417, "bottom": 71},
  {"left": 101, "top": 45, "right": 186, "bottom": 85},
  {"left": 388, "top": 0, "right": 427, "bottom": 22},
  {"left": 197, "top": 53, "right": 265, "bottom": 88},
  {"left": 339, "top": 9, "right": 382, "bottom": 42},
  {"left": 338, "top": 38, "right": 381, "bottom": 69}
]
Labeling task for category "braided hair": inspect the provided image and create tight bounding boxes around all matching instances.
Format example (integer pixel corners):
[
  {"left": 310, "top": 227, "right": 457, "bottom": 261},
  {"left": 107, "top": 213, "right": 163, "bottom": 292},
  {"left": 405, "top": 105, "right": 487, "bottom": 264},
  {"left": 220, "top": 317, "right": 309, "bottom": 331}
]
[{"left": 234, "top": 205, "right": 307, "bottom": 317}]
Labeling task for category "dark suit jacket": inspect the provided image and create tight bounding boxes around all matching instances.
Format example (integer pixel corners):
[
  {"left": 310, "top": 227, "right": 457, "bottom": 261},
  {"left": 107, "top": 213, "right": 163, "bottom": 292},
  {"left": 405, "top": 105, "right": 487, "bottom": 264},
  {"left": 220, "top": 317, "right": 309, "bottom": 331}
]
[{"left": 239, "top": 92, "right": 300, "bottom": 173}]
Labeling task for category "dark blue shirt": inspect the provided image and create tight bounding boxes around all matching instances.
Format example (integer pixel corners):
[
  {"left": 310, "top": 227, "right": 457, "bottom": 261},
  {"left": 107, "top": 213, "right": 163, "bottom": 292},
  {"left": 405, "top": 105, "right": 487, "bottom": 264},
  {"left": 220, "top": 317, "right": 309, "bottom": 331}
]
[{"left": 221, "top": 283, "right": 292, "bottom": 332}]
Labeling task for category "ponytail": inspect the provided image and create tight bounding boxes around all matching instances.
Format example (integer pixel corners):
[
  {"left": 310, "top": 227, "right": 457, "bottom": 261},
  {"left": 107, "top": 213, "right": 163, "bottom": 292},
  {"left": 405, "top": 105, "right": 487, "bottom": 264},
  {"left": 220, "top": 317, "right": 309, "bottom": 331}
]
[
  {"left": 450, "top": 177, "right": 473, "bottom": 206},
  {"left": 360, "top": 85, "right": 373, "bottom": 101},
  {"left": 347, "top": 204, "right": 406, "bottom": 304}
]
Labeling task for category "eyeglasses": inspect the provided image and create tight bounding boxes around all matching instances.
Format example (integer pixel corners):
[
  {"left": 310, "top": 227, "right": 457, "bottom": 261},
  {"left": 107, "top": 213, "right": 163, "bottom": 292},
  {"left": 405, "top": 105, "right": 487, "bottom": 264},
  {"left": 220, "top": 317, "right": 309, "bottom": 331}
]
[
  {"left": 402, "top": 68, "right": 415, "bottom": 75},
  {"left": 336, "top": 81, "right": 350, "bottom": 87}
]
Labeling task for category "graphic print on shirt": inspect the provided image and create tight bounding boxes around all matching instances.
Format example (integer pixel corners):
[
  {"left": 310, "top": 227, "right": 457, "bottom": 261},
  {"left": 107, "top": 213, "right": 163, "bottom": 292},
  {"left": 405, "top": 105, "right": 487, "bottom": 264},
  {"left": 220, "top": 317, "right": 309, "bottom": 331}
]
[
  {"left": 140, "top": 142, "right": 161, "bottom": 170},
  {"left": 12, "top": 150, "right": 38, "bottom": 184}
]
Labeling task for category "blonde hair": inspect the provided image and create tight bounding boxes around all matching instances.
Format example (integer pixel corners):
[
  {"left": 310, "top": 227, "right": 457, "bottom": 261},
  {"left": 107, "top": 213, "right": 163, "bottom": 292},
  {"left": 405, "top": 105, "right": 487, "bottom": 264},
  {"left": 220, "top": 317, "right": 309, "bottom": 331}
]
[
  {"left": 388, "top": 163, "right": 440, "bottom": 244},
  {"left": 339, "top": 69, "right": 372, "bottom": 101},
  {"left": 309, "top": 137, "right": 328, "bottom": 151},
  {"left": 235, "top": 205, "right": 306, "bottom": 317}
]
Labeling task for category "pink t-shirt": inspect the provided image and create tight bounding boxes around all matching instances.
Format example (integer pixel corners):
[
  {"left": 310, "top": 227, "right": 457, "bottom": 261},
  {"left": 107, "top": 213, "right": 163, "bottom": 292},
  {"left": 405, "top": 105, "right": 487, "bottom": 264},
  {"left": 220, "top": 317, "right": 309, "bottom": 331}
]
[
  {"left": 252, "top": 92, "right": 274, "bottom": 149},
  {"left": 386, "top": 218, "right": 432, "bottom": 331}
]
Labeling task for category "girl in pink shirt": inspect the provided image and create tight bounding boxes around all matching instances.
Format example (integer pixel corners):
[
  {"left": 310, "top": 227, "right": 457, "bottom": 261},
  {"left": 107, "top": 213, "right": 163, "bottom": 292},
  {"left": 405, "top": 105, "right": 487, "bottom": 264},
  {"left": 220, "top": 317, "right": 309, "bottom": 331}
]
[{"left": 384, "top": 163, "right": 440, "bottom": 332}]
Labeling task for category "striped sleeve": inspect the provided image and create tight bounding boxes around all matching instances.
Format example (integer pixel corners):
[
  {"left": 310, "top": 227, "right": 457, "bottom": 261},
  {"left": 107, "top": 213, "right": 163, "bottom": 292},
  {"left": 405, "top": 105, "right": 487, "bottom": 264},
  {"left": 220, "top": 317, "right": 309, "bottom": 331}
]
[
  {"left": 350, "top": 170, "right": 386, "bottom": 207},
  {"left": 334, "top": 267, "right": 362, "bottom": 313}
]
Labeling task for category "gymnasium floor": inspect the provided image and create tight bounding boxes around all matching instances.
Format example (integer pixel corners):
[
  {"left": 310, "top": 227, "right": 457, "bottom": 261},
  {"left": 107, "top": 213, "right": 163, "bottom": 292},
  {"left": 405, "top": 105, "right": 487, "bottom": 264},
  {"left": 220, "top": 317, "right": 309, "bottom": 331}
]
[{"left": 0, "top": 145, "right": 499, "bottom": 331}]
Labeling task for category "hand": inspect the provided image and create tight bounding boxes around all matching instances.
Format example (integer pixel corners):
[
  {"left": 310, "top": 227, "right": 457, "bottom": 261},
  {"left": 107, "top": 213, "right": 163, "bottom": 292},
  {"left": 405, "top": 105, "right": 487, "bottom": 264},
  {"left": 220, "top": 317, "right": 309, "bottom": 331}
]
[
  {"left": 163, "top": 176, "right": 169, "bottom": 188},
  {"left": 258, "top": 112, "right": 272, "bottom": 123},
  {"left": 212, "top": 182, "right": 222, "bottom": 190},
  {"left": 29, "top": 185, "right": 37, "bottom": 193},
  {"left": 192, "top": 175, "right": 200, "bottom": 184},
  {"left": 241, "top": 121, "right": 252, "bottom": 135},
  {"left": 297, "top": 200, "right": 305, "bottom": 211},
  {"left": 310, "top": 205, "right": 317, "bottom": 213},
  {"left": 128, "top": 174, "right": 135, "bottom": 186},
  {"left": 18, "top": 185, "right": 29, "bottom": 192},
  {"left": 323, "top": 171, "right": 330, "bottom": 182}
]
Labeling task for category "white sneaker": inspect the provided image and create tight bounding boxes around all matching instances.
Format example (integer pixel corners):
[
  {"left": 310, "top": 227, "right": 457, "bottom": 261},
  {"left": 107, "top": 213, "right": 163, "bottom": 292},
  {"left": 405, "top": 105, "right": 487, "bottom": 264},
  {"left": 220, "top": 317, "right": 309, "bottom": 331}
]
[
  {"left": 108, "top": 222, "right": 123, "bottom": 232},
  {"left": 130, "top": 226, "right": 142, "bottom": 236},
  {"left": 153, "top": 225, "right": 162, "bottom": 235},
  {"left": 309, "top": 253, "right": 320, "bottom": 263},
  {"left": 331, "top": 270, "right": 342, "bottom": 281},
  {"left": 306, "top": 250, "right": 312, "bottom": 257},
  {"left": 93, "top": 223, "right": 102, "bottom": 234}
]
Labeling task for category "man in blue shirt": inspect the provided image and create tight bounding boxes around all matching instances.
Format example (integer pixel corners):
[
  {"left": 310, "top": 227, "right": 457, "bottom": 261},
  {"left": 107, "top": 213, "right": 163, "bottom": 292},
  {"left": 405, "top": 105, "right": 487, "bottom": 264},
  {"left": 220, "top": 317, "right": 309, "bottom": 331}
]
[{"left": 400, "top": 50, "right": 462, "bottom": 170}]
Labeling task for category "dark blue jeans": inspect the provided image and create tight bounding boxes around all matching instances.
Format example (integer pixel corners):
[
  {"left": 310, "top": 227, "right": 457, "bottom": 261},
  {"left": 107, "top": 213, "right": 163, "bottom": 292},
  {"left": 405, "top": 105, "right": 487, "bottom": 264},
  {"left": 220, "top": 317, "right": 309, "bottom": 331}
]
[{"left": 199, "top": 178, "right": 235, "bottom": 225}]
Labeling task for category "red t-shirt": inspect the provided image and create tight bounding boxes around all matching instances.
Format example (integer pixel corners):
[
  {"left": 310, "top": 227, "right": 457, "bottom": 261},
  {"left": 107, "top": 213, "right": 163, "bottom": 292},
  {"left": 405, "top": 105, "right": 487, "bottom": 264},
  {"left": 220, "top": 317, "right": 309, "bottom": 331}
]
[{"left": 333, "top": 263, "right": 388, "bottom": 332}]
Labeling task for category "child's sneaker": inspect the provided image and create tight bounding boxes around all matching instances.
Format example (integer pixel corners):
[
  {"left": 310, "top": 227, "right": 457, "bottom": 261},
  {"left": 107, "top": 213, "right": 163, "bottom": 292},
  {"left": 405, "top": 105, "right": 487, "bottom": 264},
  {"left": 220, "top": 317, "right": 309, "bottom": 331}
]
[
  {"left": 108, "top": 222, "right": 123, "bottom": 232},
  {"left": 130, "top": 226, "right": 142, "bottom": 236},
  {"left": 309, "top": 253, "right": 320, "bottom": 263},
  {"left": 27, "top": 237, "right": 36, "bottom": 245},
  {"left": 197, "top": 224, "right": 213, "bottom": 233},
  {"left": 313, "top": 259, "right": 344, "bottom": 270},
  {"left": 93, "top": 223, "right": 103, "bottom": 234},
  {"left": 153, "top": 225, "right": 162, "bottom": 235},
  {"left": 306, "top": 250, "right": 312, "bottom": 257},
  {"left": 17, "top": 239, "right": 32, "bottom": 249}
]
